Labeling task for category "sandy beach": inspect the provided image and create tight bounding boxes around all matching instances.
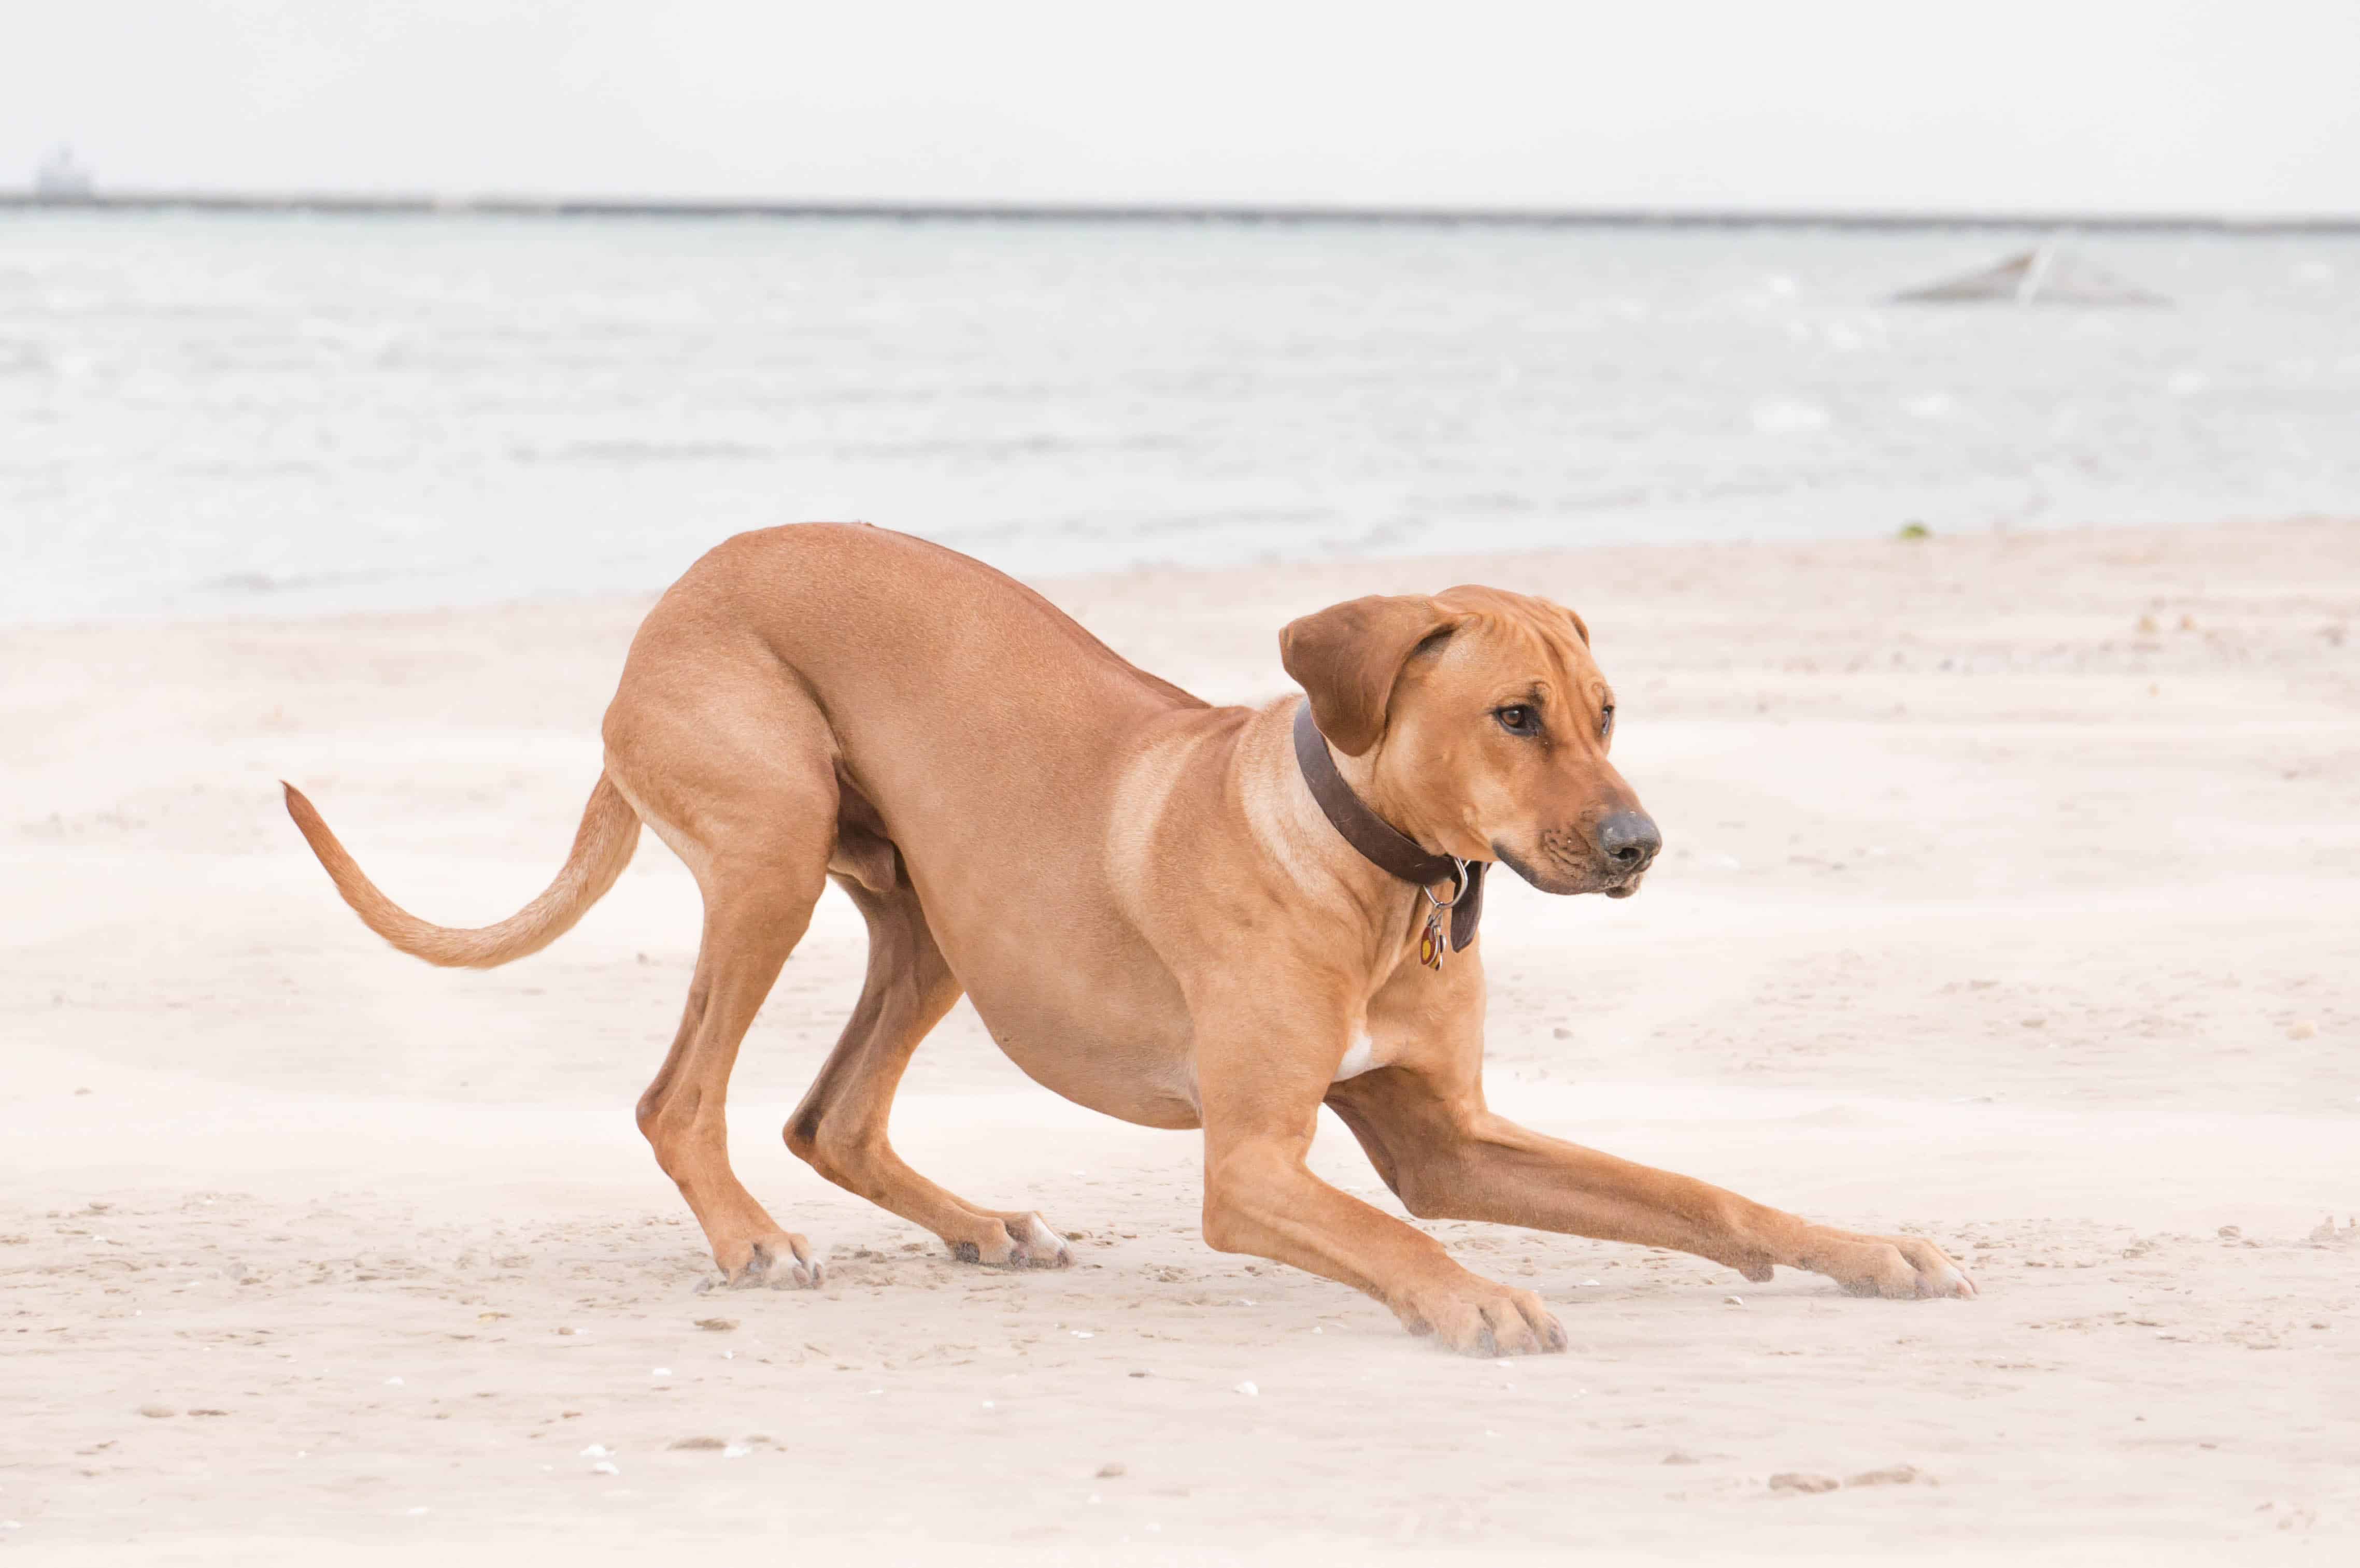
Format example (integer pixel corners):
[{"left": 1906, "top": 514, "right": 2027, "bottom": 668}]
[{"left": 4, "top": 516, "right": 2356, "bottom": 1563}]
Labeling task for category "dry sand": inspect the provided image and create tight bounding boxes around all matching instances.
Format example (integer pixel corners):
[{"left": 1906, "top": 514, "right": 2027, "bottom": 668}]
[{"left": 4, "top": 518, "right": 2356, "bottom": 1564}]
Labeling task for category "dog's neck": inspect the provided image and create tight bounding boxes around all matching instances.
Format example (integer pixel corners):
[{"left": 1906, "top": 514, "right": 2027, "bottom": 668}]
[
  {"left": 1236, "top": 702, "right": 1419, "bottom": 936},
  {"left": 1328, "top": 745, "right": 1428, "bottom": 853},
  {"left": 1299, "top": 705, "right": 1486, "bottom": 959},
  {"left": 1248, "top": 699, "right": 1487, "bottom": 967},
  {"left": 1326, "top": 729, "right": 1477, "bottom": 870},
  {"left": 1296, "top": 702, "right": 1460, "bottom": 878}
]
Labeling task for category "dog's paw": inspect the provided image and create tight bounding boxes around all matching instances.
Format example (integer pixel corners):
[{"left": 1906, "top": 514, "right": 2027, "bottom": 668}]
[
  {"left": 1001, "top": 1213, "right": 1074, "bottom": 1268},
  {"left": 718, "top": 1232, "right": 823, "bottom": 1291},
  {"left": 948, "top": 1212, "right": 1073, "bottom": 1270},
  {"left": 1398, "top": 1277, "right": 1568, "bottom": 1357},
  {"left": 1812, "top": 1231, "right": 1975, "bottom": 1300}
]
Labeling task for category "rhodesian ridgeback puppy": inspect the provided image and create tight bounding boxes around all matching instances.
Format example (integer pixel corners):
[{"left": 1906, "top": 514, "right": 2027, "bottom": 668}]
[{"left": 286, "top": 523, "right": 1974, "bottom": 1355}]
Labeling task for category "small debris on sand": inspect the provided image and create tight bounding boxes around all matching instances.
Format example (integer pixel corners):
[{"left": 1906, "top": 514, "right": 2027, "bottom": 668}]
[
  {"left": 669, "top": 1436, "right": 727, "bottom": 1451},
  {"left": 1723, "top": 1295, "right": 1744, "bottom": 1306},
  {"left": 1846, "top": 1464, "right": 1928, "bottom": 1487},
  {"left": 694, "top": 1317, "right": 738, "bottom": 1332},
  {"left": 1097, "top": 1462, "right": 1127, "bottom": 1478},
  {"left": 1661, "top": 1451, "right": 1702, "bottom": 1466},
  {"left": 2288, "top": 1020, "right": 2318, "bottom": 1040},
  {"left": 1234, "top": 1381, "right": 1259, "bottom": 1396},
  {"left": 137, "top": 1404, "right": 177, "bottom": 1419},
  {"left": 1769, "top": 1472, "right": 1840, "bottom": 1495}
]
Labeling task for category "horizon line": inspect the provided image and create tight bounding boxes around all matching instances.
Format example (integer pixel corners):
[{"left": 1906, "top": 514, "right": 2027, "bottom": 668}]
[{"left": 7, "top": 189, "right": 2360, "bottom": 233}]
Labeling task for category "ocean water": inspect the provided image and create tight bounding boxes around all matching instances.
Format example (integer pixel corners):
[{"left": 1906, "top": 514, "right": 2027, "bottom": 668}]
[{"left": 3, "top": 210, "right": 2356, "bottom": 623}]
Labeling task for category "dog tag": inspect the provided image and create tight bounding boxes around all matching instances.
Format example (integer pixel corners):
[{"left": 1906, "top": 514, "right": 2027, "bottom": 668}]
[{"left": 1419, "top": 905, "right": 1447, "bottom": 972}]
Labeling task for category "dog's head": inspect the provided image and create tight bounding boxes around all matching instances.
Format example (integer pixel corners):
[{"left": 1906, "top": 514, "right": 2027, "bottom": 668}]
[{"left": 1281, "top": 586, "right": 1659, "bottom": 897}]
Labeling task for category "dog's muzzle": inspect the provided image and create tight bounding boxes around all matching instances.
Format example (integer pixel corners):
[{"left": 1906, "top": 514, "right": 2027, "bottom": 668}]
[{"left": 1597, "top": 811, "right": 1661, "bottom": 876}]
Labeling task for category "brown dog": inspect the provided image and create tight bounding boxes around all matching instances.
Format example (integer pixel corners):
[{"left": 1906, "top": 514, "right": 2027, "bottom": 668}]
[{"left": 286, "top": 523, "right": 1973, "bottom": 1355}]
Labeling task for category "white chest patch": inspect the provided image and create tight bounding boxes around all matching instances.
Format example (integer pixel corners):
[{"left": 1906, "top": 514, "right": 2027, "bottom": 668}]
[{"left": 1331, "top": 1034, "right": 1381, "bottom": 1083}]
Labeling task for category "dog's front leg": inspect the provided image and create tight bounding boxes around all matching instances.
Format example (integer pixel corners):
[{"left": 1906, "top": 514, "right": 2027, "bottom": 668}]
[
  {"left": 1193, "top": 1008, "right": 1568, "bottom": 1357},
  {"left": 1327, "top": 1066, "right": 1976, "bottom": 1301}
]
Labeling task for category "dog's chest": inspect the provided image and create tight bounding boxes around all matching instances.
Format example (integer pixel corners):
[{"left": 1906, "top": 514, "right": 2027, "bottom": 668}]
[{"left": 1331, "top": 1033, "right": 1383, "bottom": 1083}]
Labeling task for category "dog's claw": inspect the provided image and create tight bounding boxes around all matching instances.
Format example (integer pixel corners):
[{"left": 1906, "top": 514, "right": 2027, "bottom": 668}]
[
  {"left": 946, "top": 1213, "right": 1072, "bottom": 1270},
  {"left": 1405, "top": 1278, "right": 1567, "bottom": 1358},
  {"left": 1011, "top": 1214, "right": 1075, "bottom": 1270},
  {"left": 718, "top": 1233, "right": 822, "bottom": 1291},
  {"left": 1818, "top": 1231, "right": 1974, "bottom": 1301}
]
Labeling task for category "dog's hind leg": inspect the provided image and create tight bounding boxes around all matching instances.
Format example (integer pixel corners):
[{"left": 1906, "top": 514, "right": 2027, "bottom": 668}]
[
  {"left": 610, "top": 667, "right": 842, "bottom": 1290},
  {"left": 636, "top": 852, "right": 832, "bottom": 1289},
  {"left": 784, "top": 865, "right": 1072, "bottom": 1270}
]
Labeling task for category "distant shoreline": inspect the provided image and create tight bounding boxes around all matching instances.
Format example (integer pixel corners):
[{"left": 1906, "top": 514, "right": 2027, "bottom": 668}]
[{"left": 7, "top": 190, "right": 2359, "bottom": 233}]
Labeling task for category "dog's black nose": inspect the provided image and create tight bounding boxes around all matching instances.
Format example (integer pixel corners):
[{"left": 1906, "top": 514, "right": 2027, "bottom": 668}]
[{"left": 1598, "top": 811, "right": 1661, "bottom": 869}]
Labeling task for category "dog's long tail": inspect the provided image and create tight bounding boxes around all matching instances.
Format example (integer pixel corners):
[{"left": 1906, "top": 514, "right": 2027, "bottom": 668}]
[{"left": 281, "top": 774, "right": 641, "bottom": 970}]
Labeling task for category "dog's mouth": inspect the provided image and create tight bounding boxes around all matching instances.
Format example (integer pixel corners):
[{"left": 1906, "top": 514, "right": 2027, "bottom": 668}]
[{"left": 1494, "top": 846, "right": 1646, "bottom": 900}]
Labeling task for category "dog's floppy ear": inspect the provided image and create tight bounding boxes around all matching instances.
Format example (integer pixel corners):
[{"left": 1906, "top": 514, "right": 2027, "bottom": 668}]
[{"left": 1279, "top": 595, "right": 1465, "bottom": 757}]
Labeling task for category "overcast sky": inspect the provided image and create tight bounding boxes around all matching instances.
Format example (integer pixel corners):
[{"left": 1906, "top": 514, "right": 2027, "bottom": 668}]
[{"left": 7, "top": 1, "right": 2357, "bottom": 216}]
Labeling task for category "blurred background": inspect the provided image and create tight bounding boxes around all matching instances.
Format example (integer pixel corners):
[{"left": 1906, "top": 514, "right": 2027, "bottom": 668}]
[{"left": 3, "top": 0, "right": 2357, "bottom": 622}]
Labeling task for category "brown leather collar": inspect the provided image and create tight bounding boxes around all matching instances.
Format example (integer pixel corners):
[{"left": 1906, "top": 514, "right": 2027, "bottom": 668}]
[{"left": 1292, "top": 700, "right": 1486, "bottom": 954}]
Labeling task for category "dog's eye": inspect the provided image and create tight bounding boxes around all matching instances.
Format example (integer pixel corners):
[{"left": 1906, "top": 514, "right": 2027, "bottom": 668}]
[
  {"left": 1494, "top": 705, "right": 1538, "bottom": 736},
  {"left": 1599, "top": 705, "right": 1615, "bottom": 740}
]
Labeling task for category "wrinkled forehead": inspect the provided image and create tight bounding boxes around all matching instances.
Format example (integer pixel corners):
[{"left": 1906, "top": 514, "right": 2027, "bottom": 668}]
[{"left": 1434, "top": 586, "right": 1602, "bottom": 691}]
